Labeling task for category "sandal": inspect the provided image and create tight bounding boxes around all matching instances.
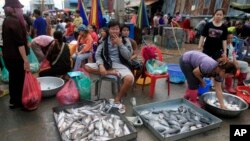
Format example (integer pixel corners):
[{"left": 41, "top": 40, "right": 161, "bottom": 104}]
[{"left": 109, "top": 99, "right": 126, "bottom": 114}]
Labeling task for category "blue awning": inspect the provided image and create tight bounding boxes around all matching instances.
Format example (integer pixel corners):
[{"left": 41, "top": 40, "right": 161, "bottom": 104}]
[{"left": 69, "top": 0, "right": 78, "bottom": 3}]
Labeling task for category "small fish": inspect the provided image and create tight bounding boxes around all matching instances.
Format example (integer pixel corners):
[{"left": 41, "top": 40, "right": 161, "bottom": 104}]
[
  {"left": 180, "top": 125, "right": 190, "bottom": 133},
  {"left": 124, "top": 124, "right": 131, "bottom": 135}
]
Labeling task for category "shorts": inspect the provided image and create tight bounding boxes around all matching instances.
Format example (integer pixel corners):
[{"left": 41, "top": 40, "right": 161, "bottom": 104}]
[
  {"left": 179, "top": 56, "right": 200, "bottom": 90},
  {"left": 85, "top": 62, "right": 134, "bottom": 82}
]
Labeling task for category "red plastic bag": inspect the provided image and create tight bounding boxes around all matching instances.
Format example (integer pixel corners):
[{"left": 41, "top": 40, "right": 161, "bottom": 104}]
[
  {"left": 236, "top": 86, "right": 250, "bottom": 105},
  {"left": 56, "top": 79, "right": 79, "bottom": 105},
  {"left": 22, "top": 72, "right": 42, "bottom": 110},
  {"left": 40, "top": 58, "right": 51, "bottom": 71}
]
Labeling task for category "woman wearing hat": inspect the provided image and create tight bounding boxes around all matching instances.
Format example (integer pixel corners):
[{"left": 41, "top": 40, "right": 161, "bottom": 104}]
[
  {"left": 2, "top": 0, "right": 30, "bottom": 109},
  {"left": 72, "top": 24, "right": 93, "bottom": 71},
  {"left": 180, "top": 51, "right": 237, "bottom": 109}
]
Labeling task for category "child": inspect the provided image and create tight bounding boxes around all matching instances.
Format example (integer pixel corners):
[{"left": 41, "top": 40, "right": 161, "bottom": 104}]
[{"left": 225, "top": 32, "right": 248, "bottom": 93}]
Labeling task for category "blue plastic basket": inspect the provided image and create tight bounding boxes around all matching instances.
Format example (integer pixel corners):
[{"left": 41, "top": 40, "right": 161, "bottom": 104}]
[
  {"left": 198, "top": 78, "right": 211, "bottom": 95},
  {"left": 167, "top": 64, "right": 186, "bottom": 83}
]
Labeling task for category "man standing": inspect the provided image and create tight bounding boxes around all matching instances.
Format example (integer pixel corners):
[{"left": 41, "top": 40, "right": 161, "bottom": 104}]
[
  {"left": 33, "top": 9, "right": 47, "bottom": 37},
  {"left": 73, "top": 10, "right": 83, "bottom": 39}
]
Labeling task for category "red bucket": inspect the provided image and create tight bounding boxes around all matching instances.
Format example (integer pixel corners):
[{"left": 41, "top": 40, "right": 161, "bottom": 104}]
[{"left": 236, "top": 86, "right": 250, "bottom": 105}]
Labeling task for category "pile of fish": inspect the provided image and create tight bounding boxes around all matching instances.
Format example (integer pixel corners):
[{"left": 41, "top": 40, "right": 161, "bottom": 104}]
[
  {"left": 139, "top": 106, "right": 212, "bottom": 138},
  {"left": 54, "top": 101, "right": 131, "bottom": 141},
  {"left": 207, "top": 99, "right": 240, "bottom": 111}
]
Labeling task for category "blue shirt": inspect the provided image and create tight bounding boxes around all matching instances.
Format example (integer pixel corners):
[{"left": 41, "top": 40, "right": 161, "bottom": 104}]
[{"left": 33, "top": 17, "right": 47, "bottom": 36}]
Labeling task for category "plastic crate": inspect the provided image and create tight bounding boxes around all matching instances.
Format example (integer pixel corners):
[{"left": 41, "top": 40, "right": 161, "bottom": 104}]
[
  {"left": 236, "top": 86, "right": 250, "bottom": 105},
  {"left": 167, "top": 64, "right": 185, "bottom": 83},
  {"left": 198, "top": 78, "right": 211, "bottom": 96}
]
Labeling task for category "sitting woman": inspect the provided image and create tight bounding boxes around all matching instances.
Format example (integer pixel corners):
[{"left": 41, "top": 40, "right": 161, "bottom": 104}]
[
  {"left": 72, "top": 24, "right": 93, "bottom": 71},
  {"left": 224, "top": 32, "right": 249, "bottom": 93},
  {"left": 39, "top": 31, "right": 71, "bottom": 77},
  {"left": 180, "top": 51, "right": 237, "bottom": 108},
  {"left": 121, "top": 24, "right": 142, "bottom": 81},
  {"left": 30, "top": 35, "right": 54, "bottom": 62}
]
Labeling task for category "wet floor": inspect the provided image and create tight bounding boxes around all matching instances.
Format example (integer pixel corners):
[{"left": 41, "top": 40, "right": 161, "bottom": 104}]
[{"left": 0, "top": 43, "right": 249, "bottom": 141}]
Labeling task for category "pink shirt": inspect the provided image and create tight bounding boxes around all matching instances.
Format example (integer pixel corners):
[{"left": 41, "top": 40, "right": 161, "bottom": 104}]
[
  {"left": 32, "top": 35, "right": 54, "bottom": 47},
  {"left": 90, "top": 32, "right": 98, "bottom": 43}
]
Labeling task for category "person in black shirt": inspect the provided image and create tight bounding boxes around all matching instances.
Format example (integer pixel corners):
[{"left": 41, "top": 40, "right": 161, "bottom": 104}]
[{"left": 198, "top": 9, "right": 228, "bottom": 60}]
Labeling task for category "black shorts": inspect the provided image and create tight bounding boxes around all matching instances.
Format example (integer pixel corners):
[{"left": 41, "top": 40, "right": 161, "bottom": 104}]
[{"left": 179, "top": 56, "right": 200, "bottom": 90}]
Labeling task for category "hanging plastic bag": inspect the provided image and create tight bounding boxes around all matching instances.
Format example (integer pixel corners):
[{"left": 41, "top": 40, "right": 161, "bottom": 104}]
[
  {"left": 56, "top": 79, "right": 79, "bottom": 105},
  {"left": 28, "top": 48, "right": 40, "bottom": 73},
  {"left": 40, "top": 58, "right": 51, "bottom": 72},
  {"left": 0, "top": 57, "right": 9, "bottom": 83},
  {"left": 73, "top": 72, "right": 91, "bottom": 100},
  {"left": 22, "top": 72, "right": 42, "bottom": 110},
  {"left": 146, "top": 59, "right": 168, "bottom": 74}
]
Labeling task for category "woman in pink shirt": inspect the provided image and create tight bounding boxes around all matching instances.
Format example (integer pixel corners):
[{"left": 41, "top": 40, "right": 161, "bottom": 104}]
[{"left": 72, "top": 24, "right": 93, "bottom": 71}]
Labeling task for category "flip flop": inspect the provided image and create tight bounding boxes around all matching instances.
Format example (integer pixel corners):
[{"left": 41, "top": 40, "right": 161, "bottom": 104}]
[{"left": 109, "top": 99, "right": 126, "bottom": 114}]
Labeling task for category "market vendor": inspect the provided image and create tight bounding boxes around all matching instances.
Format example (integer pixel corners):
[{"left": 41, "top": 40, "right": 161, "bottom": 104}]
[
  {"left": 180, "top": 51, "right": 237, "bottom": 109},
  {"left": 30, "top": 35, "right": 54, "bottom": 62}
]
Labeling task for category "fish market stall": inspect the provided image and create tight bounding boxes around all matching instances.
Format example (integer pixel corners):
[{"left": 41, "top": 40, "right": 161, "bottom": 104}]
[
  {"left": 133, "top": 98, "right": 222, "bottom": 141},
  {"left": 53, "top": 100, "right": 137, "bottom": 141}
]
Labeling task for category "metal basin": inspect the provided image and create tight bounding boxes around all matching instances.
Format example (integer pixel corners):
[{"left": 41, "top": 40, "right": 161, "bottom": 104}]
[
  {"left": 37, "top": 77, "right": 64, "bottom": 98},
  {"left": 200, "top": 92, "right": 248, "bottom": 118}
]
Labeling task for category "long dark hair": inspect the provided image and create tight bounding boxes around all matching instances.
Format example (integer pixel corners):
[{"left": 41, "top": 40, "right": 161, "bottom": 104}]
[
  {"left": 47, "top": 31, "right": 64, "bottom": 63},
  {"left": 218, "top": 58, "right": 237, "bottom": 75}
]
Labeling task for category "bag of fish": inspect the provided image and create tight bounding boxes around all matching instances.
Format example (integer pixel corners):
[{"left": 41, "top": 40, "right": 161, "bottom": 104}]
[
  {"left": 73, "top": 72, "right": 91, "bottom": 100},
  {"left": 139, "top": 106, "right": 212, "bottom": 138},
  {"left": 146, "top": 59, "right": 167, "bottom": 74},
  {"left": 22, "top": 72, "right": 42, "bottom": 110},
  {"left": 54, "top": 101, "right": 132, "bottom": 140},
  {"left": 56, "top": 79, "right": 80, "bottom": 105}
]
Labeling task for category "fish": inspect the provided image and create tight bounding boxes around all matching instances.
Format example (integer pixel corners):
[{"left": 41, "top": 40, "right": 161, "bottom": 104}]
[
  {"left": 180, "top": 125, "right": 190, "bottom": 133},
  {"left": 54, "top": 101, "right": 132, "bottom": 141},
  {"left": 139, "top": 106, "right": 213, "bottom": 138}
]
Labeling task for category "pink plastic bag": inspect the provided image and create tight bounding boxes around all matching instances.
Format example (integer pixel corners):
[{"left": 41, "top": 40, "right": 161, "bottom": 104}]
[
  {"left": 56, "top": 79, "right": 80, "bottom": 105},
  {"left": 22, "top": 72, "right": 42, "bottom": 110},
  {"left": 40, "top": 58, "right": 51, "bottom": 71}
]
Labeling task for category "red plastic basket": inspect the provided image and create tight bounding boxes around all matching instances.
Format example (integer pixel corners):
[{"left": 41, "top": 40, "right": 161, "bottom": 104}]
[{"left": 236, "top": 86, "right": 250, "bottom": 105}]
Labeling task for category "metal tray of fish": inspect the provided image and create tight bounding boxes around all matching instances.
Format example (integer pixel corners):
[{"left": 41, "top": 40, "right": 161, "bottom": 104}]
[
  {"left": 53, "top": 100, "right": 137, "bottom": 141},
  {"left": 133, "top": 98, "right": 222, "bottom": 141}
]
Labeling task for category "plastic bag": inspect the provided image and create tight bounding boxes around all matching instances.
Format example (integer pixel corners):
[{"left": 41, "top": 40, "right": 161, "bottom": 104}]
[
  {"left": 22, "top": 72, "right": 42, "bottom": 110},
  {"left": 146, "top": 59, "right": 167, "bottom": 74},
  {"left": 73, "top": 72, "right": 91, "bottom": 100},
  {"left": 56, "top": 79, "right": 79, "bottom": 105},
  {"left": 0, "top": 57, "right": 9, "bottom": 82},
  {"left": 28, "top": 48, "right": 40, "bottom": 73},
  {"left": 40, "top": 58, "right": 51, "bottom": 71}
]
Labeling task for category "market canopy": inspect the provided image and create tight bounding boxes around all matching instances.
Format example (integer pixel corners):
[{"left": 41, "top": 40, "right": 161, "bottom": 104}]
[
  {"left": 230, "top": 2, "right": 250, "bottom": 13},
  {"left": 125, "top": 0, "right": 158, "bottom": 8}
]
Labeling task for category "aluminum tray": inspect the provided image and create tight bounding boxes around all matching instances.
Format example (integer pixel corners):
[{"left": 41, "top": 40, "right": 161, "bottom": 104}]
[
  {"left": 133, "top": 98, "right": 222, "bottom": 141},
  {"left": 53, "top": 100, "right": 137, "bottom": 141}
]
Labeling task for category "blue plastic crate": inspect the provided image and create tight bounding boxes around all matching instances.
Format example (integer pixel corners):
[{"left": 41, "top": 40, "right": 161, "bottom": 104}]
[
  {"left": 198, "top": 78, "right": 211, "bottom": 95},
  {"left": 167, "top": 64, "right": 186, "bottom": 83}
]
